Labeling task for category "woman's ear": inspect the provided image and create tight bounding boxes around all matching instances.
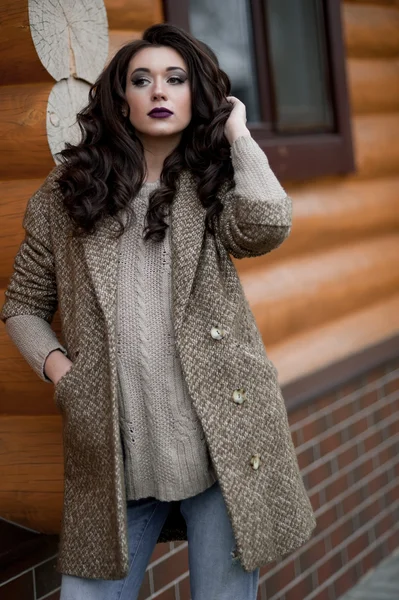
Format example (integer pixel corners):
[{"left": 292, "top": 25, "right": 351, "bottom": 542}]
[{"left": 121, "top": 102, "right": 129, "bottom": 117}]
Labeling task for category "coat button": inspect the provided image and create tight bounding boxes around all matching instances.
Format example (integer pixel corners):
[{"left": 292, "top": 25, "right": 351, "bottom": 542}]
[
  {"left": 232, "top": 388, "right": 246, "bottom": 404},
  {"left": 250, "top": 454, "right": 261, "bottom": 470},
  {"left": 210, "top": 324, "right": 226, "bottom": 340}
]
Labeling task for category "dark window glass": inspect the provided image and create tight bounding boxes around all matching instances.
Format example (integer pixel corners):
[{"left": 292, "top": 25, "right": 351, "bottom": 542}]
[
  {"left": 164, "top": 0, "right": 355, "bottom": 180},
  {"left": 188, "top": 0, "right": 261, "bottom": 123},
  {"left": 265, "top": 0, "right": 334, "bottom": 133}
]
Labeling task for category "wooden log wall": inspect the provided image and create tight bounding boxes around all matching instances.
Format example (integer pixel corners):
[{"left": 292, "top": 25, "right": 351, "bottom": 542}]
[
  {"left": 0, "top": 0, "right": 398, "bottom": 533},
  {"left": 238, "top": 0, "right": 399, "bottom": 385}
]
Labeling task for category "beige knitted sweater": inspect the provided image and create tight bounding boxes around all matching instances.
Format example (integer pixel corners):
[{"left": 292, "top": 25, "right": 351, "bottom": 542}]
[
  {"left": 5, "top": 134, "right": 287, "bottom": 501},
  {"left": 115, "top": 179, "right": 217, "bottom": 500}
]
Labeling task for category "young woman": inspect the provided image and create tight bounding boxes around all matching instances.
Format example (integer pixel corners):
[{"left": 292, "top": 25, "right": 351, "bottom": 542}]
[{"left": 1, "top": 23, "right": 316, "bottom": 600}]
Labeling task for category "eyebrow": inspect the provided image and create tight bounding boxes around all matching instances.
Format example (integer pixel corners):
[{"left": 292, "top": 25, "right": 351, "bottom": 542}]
[{"left": 131, "top": 66, "right": 187, "bottom": 75}]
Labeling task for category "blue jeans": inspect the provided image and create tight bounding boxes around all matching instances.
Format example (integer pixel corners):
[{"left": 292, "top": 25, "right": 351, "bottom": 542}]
[{"left": 60, "top": 479, "right": 259, "bottom": 600}]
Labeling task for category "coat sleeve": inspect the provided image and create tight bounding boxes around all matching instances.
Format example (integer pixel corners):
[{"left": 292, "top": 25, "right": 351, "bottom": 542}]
[
  {"left": 216, "top": 135, "right": 293, "bottom": 259},
  {"left": 5, "top": 315, "right": 68, "bottom": 383},
  {"left": 0, "top": 166, "right": 61, "bottom": 325}
]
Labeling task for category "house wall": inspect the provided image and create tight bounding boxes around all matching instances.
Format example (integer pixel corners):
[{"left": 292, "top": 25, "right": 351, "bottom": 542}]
[{"left": 244, "top": 0, "right": 399, "bottom": 386}]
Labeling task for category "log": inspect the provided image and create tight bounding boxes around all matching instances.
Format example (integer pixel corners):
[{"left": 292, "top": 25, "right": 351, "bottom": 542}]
[
  {"left": 0, "top": 83, "right": 55, "bottom": 180},
  {"left": 235, "top": 176, "right": 399, "bottom": 271},
  {"left": 0, "top": 80, "right": 90, "bottom": 177},
  {"left": 271, "top": 293, "right": 399, "bottom": 386},
  {"left": 28, "top": 0, "right": 108, "bottom": 83},
  {"left": 0, "top": 177, "right": 48, "bottom": 280},
  {"left": 343, "top": 3, "right": 399, "bottom": 58},
  {"left": 105, "top": 0, "right": 163, "bottom": 31},
  {"left": 0, "top": 306, "right": 63, "bottom": 416},
  {"left": 240, "top": 233, "right": 399, "bottom": 346},
  {"left": 107, "top": 30, "right": 143, "bottom": 64},
  {"left": 345, "top": 0, "right": 396, "bottom": 5},
  {"left": 47, "top": 79, "right": 91, "bottom": 161},
  {"left": 0, "top": 415, "right": 63, "bottom": 533},
  {"left": 0, "top": 0, "right": 52, "bottom": 85},
  {"left": 352, "top": 113, "right": 399, "bottom": 178},
  {"left": 286, "top": 178, "right": 399, "bottom": 256},
  {"left": 347, "top": 58, "right": 399, "bottom": 115}
]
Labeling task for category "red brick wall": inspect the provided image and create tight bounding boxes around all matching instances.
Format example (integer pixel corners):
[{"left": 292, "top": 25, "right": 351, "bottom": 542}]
[
  {"left": 257, "top": 359, "right": 399, "bottom": 600},
  {"left": 1, "top": 359, "right": 398, "bottom": 600}
]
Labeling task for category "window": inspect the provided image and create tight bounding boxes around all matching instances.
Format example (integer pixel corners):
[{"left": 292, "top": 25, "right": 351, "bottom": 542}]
[
  {"left": 265, "top": 0, "right": 334, "bottom": 133},
  {"left": 164, "top": 0, "right": 355, "bottom": 181}
]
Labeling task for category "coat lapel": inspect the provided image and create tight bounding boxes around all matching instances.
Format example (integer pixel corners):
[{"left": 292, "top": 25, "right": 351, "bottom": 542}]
[
  {"left": 80, "top": 214, "right": 120, "bottom": 332},
  {"left": 170, "top": 170, "right": 207, "bottom": 336},
  {"left": 81, "top": 169, "right": 207, "bottom": 338}
]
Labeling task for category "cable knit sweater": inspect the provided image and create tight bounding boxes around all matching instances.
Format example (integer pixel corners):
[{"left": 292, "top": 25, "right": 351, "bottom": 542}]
[
  {"left": 115, "top": 178, "right": 217, "bottom": 500},
  {"left": 5, "top": 134, "right": 288, "bottom": 501}
]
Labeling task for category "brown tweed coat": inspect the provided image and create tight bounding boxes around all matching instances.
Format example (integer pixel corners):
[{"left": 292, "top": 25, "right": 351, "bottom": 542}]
[{"left": 0, "top": 164, "right": 316, "bottom": 579}]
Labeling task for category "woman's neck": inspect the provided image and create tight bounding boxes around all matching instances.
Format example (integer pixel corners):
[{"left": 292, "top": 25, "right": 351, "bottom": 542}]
[{"left": 137, "top": 132, "right": 182, "bottom": 183}]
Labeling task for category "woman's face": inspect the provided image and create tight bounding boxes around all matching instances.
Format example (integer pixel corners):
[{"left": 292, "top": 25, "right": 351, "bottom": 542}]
[{"left": 124, "top": 45, "right": 192, "bottom": 141}]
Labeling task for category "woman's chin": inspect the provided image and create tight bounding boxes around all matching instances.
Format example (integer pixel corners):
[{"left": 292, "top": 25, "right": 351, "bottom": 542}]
[{"left": 137, "top": 126, "right": 185, "bottom": 140}]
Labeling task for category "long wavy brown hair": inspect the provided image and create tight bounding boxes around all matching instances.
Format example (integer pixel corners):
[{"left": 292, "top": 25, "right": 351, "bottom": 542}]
[{"left": 54, "top": 23, "right": 236, "bottom": 242}]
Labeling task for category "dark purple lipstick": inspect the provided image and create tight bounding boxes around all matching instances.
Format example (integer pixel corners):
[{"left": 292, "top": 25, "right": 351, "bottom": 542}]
[{"left": 148, "top": 107, "right": 173, "bottom": 119}]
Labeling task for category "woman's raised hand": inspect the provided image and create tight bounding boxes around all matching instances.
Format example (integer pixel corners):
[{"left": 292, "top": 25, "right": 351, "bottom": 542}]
[{"left": 224, "top": 95, "right": 251, "bottom": 145}]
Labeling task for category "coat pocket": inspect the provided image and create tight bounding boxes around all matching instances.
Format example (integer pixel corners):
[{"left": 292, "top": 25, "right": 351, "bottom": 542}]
[{"left": 53, "top": 350, "right": 82, "bottom": 410}]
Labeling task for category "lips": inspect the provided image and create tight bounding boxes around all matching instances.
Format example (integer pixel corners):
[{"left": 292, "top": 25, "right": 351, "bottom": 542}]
[{"left": 148, "top": 107, "right": 173, "bottom": 117}]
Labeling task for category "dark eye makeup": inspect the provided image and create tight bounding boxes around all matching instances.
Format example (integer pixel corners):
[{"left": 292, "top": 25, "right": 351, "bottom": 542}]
[{"left": 131, "top": 75, "right": 187, "bottom": 86}]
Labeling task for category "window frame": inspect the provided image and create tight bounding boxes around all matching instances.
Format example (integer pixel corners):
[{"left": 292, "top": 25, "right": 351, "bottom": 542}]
[{"left": 163, "top": 0, "right": 355, "bottom": 181}]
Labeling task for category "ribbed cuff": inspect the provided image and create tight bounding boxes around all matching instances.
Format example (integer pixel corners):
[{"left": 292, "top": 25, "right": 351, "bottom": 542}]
[{"left": 5, "top": 315, "right": 68, "bottom": 383}]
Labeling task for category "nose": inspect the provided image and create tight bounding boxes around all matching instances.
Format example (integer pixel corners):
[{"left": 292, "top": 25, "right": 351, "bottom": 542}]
[
  {"left": 151, "top": 89, "right": 167, "bottom": 101},
  {"left": 151, "top": 78, "right": 168, "bottom": 102}
]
